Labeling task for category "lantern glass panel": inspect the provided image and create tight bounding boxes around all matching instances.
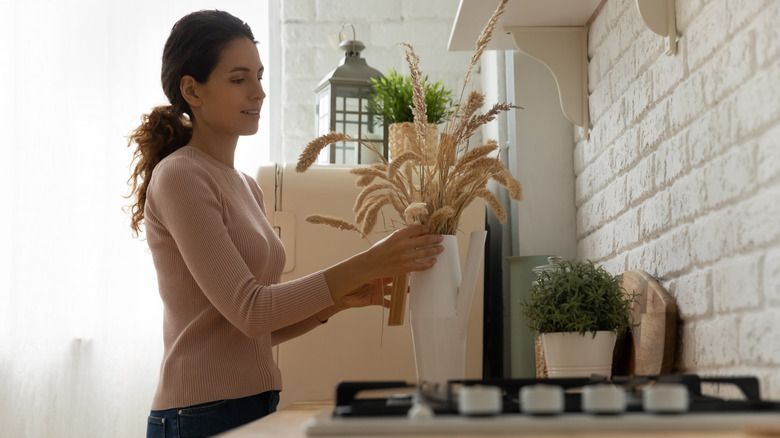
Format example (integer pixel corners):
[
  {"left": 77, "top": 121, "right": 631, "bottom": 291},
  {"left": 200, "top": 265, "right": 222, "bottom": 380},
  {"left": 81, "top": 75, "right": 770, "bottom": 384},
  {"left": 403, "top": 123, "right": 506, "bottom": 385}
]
[
  {"left": 343, "top": 117, "right": 359, "bottom": 138},
  {"left": 345, "top": 97, "right": 359, "bottom": 112},
  {"left": 316, "top": 88, "right": 330, "bottom": 136},
  {"left": 360, "top": 141, "right": 384, "bottom": 164},
  {"left": 332, "top": 140, "right": 354, "bottom": 164}
]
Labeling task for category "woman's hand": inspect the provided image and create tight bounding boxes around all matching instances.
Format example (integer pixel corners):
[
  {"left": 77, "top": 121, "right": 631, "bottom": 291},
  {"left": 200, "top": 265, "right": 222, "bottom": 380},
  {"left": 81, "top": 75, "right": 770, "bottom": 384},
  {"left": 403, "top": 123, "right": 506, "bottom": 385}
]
[
  {"left": 338, "top": 277, "right": 393, "bottom": 309},
  {"left": 365, "top": 225, "right": 445, "bottom": 278},
  {"left": 322, "top": 224, "right": 443, "bottom": 308},
  {"left": 315, "top": 278, "right": 396, "bottom": 322}
]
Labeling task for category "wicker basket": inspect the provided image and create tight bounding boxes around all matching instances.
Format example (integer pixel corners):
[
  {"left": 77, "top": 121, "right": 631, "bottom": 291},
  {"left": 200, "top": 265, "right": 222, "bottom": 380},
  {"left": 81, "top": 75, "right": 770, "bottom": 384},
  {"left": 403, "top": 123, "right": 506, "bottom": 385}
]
[{"left": 388, "top": 122, "right": 439, "bottom": 163}]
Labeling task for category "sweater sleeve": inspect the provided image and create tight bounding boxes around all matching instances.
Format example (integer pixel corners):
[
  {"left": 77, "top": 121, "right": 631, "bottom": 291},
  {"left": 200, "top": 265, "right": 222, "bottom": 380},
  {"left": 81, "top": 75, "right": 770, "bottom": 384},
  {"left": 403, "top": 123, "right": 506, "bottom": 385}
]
[
  {"left": 271, "top": 317, "right": 325, "bottom": 346},
  {"left": 148, "top": 159, "right": 334, "bottom": 338},
  {"left": 238, "top": 172, "right": 331, "bottom": 345}
]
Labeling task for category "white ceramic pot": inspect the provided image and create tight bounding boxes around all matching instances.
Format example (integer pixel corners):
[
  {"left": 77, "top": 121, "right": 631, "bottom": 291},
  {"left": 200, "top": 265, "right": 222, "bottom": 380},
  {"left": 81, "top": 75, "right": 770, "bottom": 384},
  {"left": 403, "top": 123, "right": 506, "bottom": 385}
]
[{"left": 541, "top": 331, "right": 617, "bottom": 378}]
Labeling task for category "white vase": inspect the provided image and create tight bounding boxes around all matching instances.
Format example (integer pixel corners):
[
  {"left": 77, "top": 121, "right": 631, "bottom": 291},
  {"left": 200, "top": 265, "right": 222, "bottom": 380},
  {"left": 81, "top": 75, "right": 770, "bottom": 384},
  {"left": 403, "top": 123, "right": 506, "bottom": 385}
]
[
  {"left": 409, "top": 231, "right": 486, "bottom": 395},
  {"left": 541, "top": 331, "right": 617, "bottom": 378}
]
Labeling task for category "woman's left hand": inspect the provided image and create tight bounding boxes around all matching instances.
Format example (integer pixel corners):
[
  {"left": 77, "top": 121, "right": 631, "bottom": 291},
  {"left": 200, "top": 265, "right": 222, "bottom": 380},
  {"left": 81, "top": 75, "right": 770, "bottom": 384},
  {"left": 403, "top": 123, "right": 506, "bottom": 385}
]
[
  {"left": 315, "top": 278, "right": 396, "bottom": 323},
  {"left": 337, "top": 278, "right": 393, "bottom": 309}
]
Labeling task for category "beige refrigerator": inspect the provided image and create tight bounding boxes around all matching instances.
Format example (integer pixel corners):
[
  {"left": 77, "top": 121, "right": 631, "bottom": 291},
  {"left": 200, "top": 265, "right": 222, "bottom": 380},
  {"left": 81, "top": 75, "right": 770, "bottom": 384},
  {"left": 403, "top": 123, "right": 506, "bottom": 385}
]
[{"left": 256, "top": 163, "right": 485, "bottom": 408}]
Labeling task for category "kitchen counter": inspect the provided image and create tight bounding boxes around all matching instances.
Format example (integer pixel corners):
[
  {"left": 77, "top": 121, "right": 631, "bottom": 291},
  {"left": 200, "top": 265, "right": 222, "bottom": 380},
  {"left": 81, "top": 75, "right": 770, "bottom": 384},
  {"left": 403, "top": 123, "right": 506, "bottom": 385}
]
[{"left": 217, "top": 401, "right": 780, "bottom": 438}]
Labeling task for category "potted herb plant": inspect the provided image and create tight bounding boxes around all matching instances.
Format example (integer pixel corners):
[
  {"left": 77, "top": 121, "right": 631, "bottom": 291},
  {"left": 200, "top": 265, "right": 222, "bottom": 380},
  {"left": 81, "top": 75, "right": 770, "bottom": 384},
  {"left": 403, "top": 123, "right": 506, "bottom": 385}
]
[
  {"left": 519, "top": 258, "right": 636, "bottom": 378},
  {"left": 366, "top": 69, "right": 454, "bottom": 160}
]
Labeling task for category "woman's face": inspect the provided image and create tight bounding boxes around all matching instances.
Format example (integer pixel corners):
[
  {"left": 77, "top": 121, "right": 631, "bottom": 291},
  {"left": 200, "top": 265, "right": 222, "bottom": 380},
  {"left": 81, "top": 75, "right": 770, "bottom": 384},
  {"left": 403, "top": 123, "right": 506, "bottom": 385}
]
[{"left": 192, "top": 37, "right": 265, "bottom": 137}]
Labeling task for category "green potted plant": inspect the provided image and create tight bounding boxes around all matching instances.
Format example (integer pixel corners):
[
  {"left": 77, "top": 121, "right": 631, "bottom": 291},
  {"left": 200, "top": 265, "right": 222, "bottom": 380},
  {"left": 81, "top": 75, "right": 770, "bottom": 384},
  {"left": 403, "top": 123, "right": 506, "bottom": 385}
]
[
  {"left": 366, "top": 69, "right": 454, "bottom": 160},
  {"left": 367, "top": 69, "right": 454, "bottom": 125},
  {"left": 519, "top": 258, "right": 636, "bottom": 378}
]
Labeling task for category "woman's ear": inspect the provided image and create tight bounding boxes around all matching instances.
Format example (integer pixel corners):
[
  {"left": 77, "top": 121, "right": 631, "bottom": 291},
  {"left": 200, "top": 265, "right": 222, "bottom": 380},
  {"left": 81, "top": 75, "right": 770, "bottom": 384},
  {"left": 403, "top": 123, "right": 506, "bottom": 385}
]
[{"left": 180, "top": 75, "right": 201, "bottom": 108}]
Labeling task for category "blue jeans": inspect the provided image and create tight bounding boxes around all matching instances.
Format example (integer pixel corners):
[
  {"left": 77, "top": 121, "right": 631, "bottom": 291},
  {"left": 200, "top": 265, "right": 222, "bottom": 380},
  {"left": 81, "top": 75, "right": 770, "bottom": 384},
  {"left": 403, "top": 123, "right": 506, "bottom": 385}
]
[{"left": 146, "top": 391, "right": 280, "bottom": 438}]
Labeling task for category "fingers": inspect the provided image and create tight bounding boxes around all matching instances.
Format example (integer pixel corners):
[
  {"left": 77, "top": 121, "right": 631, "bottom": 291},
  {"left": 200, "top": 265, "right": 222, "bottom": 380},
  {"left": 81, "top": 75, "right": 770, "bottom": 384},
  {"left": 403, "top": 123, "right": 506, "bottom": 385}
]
[
  {"left": 402, "top": 231, "right": 444, "bottom": 261},
  {"left": 366, "top": 226, "right": 446, "bottom": 279},
  {"left": 410, "top": 235, "right": 445, "bottom": 253},
  {"left": 396, "top": 224, "right": 430, "bottom": 237},
  {"left": 407, "top": 256, "right": 438, "bottom": 272},
  {"left": 402, "top": 243, "right": 444, "bottom": 268},
  {"left": 371, "top": 225, "right": 436, "bottom": 250},
  {"left": 415, "top": 243, "right": 445, "bottom": 259},
  {"left": 398, "top": 226, "right": 443, "bottom": 246}
]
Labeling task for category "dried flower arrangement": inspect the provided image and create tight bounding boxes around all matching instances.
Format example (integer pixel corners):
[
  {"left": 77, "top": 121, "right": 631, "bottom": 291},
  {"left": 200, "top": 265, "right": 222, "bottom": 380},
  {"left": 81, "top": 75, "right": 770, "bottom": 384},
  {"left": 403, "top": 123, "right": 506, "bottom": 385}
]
[
  {"left": 297, "top": 0, "right": 519, "bottom": 236},
  {"left": 296, "top": 0, "right": 520, "bottom": 324}
]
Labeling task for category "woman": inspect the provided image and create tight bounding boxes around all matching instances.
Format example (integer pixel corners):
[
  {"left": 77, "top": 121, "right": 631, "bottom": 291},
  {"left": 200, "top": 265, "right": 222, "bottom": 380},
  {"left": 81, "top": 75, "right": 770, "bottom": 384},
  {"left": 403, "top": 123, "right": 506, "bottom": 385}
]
[{"left": 126, "top": 10, "right": 443, "bottom": 438}]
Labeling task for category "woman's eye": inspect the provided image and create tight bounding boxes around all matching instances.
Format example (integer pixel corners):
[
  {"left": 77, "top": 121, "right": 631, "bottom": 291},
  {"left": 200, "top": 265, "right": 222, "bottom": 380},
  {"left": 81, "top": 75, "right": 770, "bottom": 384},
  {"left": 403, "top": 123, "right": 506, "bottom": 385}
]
[{"left": 231, "top": 78, "right": 245, "bottom": 84}]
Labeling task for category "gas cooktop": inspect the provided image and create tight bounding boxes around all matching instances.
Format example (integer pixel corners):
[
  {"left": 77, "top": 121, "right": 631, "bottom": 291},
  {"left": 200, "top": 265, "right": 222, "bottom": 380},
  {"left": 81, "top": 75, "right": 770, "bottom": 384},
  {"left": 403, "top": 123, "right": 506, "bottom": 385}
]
[{"left": 303, "top": 375, "right": 780, "bottom": 436}]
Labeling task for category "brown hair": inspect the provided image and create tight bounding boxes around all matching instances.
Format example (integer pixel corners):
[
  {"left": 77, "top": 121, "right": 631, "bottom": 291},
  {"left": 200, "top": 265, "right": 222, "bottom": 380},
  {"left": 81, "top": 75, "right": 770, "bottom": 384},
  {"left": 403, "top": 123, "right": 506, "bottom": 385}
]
[{"left": 125, "top": 10, "right": 256, "bottom": 236}]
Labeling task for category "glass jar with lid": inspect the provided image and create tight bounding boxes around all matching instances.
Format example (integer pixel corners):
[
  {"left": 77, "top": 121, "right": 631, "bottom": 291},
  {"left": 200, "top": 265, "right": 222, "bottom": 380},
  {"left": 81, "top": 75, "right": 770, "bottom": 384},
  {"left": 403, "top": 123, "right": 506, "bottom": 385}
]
[{"left": 531, "top": 256, "right": 563, "bottom": 286}]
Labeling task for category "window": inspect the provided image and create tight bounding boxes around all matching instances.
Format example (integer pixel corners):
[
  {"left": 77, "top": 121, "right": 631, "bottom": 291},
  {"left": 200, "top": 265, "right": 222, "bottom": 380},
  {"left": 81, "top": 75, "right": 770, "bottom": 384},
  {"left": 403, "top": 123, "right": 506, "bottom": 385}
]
[{"left": 0, "top": 1, "right": 276, "bottom": 436}]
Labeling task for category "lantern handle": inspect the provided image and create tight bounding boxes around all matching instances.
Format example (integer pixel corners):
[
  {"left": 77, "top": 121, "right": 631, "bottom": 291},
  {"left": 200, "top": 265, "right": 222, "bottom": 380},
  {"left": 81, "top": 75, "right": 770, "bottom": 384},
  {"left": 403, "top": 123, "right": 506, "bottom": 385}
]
[{"left": 338, "top": 23, "right": 357, "bottom": 44}]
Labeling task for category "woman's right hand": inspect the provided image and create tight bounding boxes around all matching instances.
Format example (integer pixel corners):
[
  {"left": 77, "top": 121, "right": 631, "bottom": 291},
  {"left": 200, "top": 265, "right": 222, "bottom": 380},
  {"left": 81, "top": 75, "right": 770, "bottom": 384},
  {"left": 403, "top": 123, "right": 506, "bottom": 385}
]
[
  {"left": 322, "top": 225, "right": 444, "bottom": 304},
  {"left": 366, "top": 225, "right": 444, "bottom": 276}
]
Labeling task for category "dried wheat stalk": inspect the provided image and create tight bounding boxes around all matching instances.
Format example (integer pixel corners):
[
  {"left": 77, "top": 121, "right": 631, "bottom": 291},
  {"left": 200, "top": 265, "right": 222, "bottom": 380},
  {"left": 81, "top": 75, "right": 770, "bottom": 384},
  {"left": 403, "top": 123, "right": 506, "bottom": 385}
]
[
  {"left": 459, "top": 0, "right": 508, "bottom": 106},
  {"left": 305, "top": 215, "right": 361, "bottom": 234},
  {"left": 296, "top": 132, "right": 351, "bottom": 173}
]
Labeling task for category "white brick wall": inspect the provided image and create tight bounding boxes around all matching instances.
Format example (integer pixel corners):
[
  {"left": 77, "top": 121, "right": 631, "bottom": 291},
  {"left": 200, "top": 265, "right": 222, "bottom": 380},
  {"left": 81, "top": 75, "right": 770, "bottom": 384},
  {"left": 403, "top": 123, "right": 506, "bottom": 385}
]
[
  {"left": 580, "top": 0, "right": 780, "bottom": 397},
  {"left": 278, "top": 0, "right": 473, "bottom": 163}
]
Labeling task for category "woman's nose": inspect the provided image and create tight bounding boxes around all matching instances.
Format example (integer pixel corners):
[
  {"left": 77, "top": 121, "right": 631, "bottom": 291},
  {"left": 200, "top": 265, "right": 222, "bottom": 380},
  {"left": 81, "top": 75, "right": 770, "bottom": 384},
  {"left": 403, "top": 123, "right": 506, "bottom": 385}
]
[{"left": 253, "top": 79, "right": 266, "bottom": 101}]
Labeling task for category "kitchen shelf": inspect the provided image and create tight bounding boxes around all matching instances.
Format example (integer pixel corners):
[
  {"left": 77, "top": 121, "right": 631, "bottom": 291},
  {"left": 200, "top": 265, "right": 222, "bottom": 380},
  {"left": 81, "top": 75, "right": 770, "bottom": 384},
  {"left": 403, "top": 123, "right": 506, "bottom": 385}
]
[
  {"left": 448, "top": 0, "right": 603, "bottom": 52},
  {"left": 449, "top": 0, "right": 677, "bottom": 131},
  {"left": 449, "top": 0, "right": 602, "bottom": 130},
  {"left": 504, "top": 26, "right": 589, "bottom": 130},
  {"left": 636, "top": 0, "right": 678, "bottom": 55}
]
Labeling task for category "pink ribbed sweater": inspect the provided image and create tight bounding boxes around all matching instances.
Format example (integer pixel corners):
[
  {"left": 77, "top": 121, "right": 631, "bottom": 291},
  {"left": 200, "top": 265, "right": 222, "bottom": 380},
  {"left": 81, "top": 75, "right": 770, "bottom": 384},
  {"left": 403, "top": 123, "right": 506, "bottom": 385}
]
[{"left": 144, "top": 146, "right": 334, "bottom": 410}]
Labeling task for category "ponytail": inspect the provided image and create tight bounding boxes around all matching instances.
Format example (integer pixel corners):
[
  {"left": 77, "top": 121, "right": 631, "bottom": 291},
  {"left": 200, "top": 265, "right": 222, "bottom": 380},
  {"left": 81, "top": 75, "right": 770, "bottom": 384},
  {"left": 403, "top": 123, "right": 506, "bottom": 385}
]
[{"left": 125, "top": 105, "right": 192, "bottom": 237}]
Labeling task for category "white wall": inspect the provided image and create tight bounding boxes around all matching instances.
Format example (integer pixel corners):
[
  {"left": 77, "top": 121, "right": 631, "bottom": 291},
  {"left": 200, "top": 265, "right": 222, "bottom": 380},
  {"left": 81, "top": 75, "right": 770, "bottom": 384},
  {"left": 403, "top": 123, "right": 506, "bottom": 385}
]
[
  {"left": 509, "top": 50, "right": 578, "bottom": 259},
  {"left": 278, "top": 0, "right": 475, "bottom": 163},
  {"left": 579, "top": 0, "right": 780, "bottom": 397}
]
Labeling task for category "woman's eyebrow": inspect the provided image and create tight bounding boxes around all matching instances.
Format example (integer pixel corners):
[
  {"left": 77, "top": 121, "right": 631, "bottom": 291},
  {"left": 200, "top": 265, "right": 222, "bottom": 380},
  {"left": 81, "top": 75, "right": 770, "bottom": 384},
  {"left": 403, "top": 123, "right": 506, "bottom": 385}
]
[{"left": 229, "top": 66, "right": 264, "bottom": 74}]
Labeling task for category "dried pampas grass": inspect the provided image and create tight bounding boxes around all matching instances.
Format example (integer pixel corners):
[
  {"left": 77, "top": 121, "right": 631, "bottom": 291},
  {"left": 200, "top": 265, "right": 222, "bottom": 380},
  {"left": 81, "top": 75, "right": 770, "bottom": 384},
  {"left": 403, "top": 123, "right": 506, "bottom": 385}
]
[
  {"left": 296, "top": 0, "right": 520, "bottom": 238},
  {"left": 306, "top": 215, "right": 361, "bottom": 234},
  {"left": 296, "top": 132, "right": 351, "bottom": 173},
  {"left": 403, "top": 202, "right": 429, "bottom": 225},
  {"left": 461, "top": 0, "right": 507, "bottom": 100}
]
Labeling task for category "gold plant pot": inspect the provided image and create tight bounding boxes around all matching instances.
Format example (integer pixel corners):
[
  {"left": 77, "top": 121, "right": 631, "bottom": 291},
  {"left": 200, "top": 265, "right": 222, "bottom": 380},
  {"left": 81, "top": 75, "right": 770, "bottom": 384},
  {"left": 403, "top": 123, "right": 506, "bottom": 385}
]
[{"left": 388, "top": 122, "right": 439, "bottom": 163}]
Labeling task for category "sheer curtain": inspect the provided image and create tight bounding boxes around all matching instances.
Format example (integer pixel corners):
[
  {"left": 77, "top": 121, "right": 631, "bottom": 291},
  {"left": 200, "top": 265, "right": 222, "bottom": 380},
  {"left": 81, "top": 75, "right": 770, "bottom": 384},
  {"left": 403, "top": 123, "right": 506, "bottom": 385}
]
[{"left": 0, "top": 1, "right": 273, "bottom": 436}]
